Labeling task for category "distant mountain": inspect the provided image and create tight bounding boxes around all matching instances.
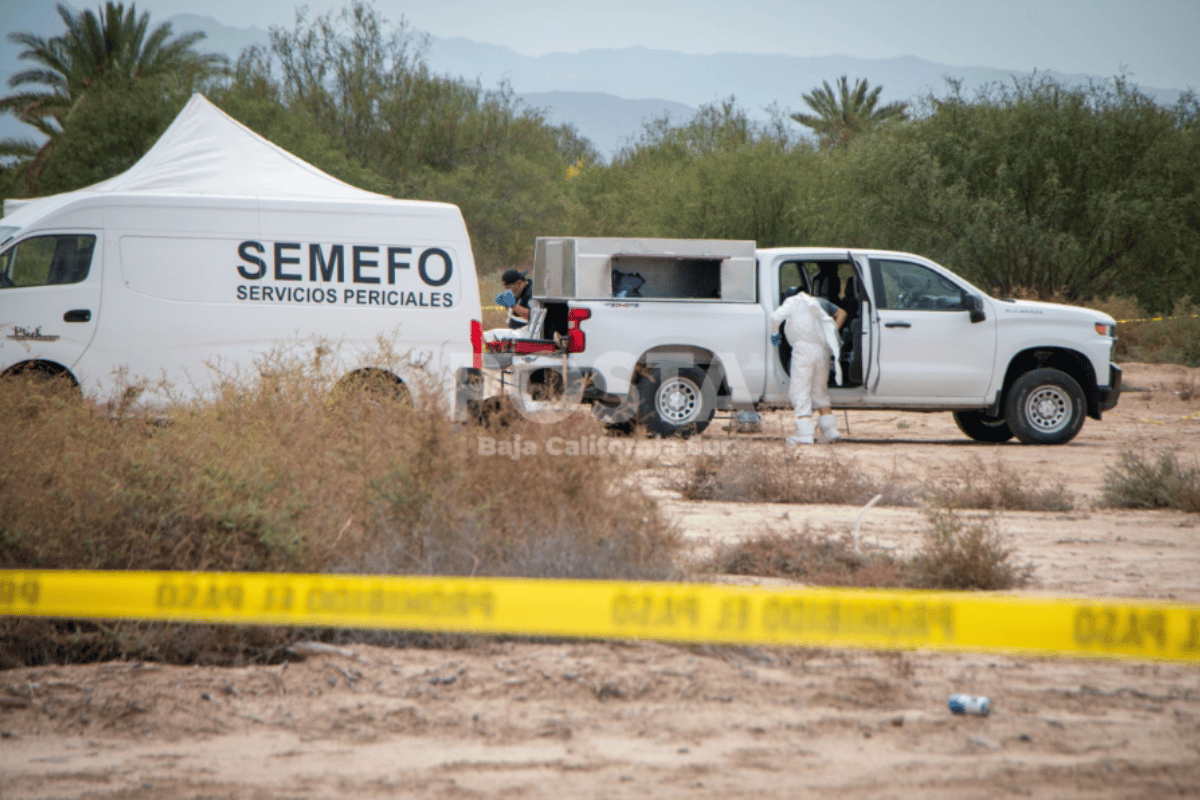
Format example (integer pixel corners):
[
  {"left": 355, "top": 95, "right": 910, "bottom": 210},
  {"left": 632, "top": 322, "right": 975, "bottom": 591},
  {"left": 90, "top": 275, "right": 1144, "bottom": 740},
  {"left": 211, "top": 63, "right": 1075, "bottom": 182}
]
[
  {"left": 0, "top": 12, "right": 1188, "bottom": 162},
  {"left": 426, "top": 37, "right": 1188, "bottom": 131},
  {"left": 517, "top": 91, "right": 696, "bottom": 157},
  {"left": 165, "top": 13, "right": 271, "bottom": 63}
]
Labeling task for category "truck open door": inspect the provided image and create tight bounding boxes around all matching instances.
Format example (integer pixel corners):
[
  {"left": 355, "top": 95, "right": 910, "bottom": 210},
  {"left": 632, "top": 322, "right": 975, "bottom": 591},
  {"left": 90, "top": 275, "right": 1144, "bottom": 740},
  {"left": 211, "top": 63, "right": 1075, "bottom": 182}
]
[{"left": 846, "top": 251, "right": 874, "bottom": 389}]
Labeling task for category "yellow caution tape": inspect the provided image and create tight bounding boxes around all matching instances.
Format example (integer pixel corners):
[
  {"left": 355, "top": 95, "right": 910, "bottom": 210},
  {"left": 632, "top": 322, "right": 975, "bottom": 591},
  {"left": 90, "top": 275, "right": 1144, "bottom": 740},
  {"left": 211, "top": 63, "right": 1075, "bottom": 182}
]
[
  {"left": 1114, "top": 312, "right": 1200, "bottom": 324},
  {"left": 4, "top": 570, "right": 1200, "bottom": 663}
]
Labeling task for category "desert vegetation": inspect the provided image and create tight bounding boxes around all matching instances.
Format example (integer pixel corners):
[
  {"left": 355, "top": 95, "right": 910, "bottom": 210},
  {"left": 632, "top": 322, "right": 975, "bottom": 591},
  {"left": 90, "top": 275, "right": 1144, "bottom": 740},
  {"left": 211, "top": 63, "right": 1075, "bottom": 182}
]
[
  {"left": 0, "top": 344, "right": 680, "bottom": 581},
  {"left": 697, "top": 506, "right": 1031, "bottom": 593},
  {"left": 7, "top": 349, "right": 1186, "bottom": 667},
  {"left": 1100, "top": 448, "right": 1200, "bottom": 512},
  {"left": 677, "top": 447, "right": 1075, "bottom": 512},
  {"left": 0, "top": 345, "right": 681, "bottom": 666}
]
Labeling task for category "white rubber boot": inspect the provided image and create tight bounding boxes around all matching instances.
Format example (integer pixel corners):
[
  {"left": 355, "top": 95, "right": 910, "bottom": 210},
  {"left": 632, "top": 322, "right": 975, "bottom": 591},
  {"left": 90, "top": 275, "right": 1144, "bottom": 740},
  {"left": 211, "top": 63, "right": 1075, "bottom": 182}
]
[
  {"left": 786, "top": 417, "right": 815, "bottom": 446},
  {"left": 818, "top": 413, "right": 841, "bottom": 443}
]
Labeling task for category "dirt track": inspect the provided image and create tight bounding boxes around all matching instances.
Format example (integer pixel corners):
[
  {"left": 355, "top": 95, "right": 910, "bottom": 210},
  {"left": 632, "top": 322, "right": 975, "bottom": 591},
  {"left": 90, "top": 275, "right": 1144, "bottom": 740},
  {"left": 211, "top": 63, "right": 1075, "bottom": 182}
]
[{"left": 3, "top": 363, "right": 1199, "bottom": 799}]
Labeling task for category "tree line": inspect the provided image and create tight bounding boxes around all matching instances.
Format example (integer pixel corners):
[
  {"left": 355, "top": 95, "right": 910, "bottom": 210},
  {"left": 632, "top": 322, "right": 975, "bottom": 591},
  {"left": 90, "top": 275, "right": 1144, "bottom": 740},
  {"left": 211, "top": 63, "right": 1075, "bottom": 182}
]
[{"left": 3, "top": 1, "right": 1197, "bottom": 312}]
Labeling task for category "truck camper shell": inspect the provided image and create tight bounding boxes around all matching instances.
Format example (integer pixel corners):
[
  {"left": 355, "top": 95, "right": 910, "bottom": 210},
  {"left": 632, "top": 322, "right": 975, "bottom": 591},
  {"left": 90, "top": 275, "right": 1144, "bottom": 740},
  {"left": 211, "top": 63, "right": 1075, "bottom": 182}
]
[
  {"left": 0, "top": 94, "right": 483, "bottom": 413},
  {"left": 534, "top": 236, "right": 757, "bottom": 302}
]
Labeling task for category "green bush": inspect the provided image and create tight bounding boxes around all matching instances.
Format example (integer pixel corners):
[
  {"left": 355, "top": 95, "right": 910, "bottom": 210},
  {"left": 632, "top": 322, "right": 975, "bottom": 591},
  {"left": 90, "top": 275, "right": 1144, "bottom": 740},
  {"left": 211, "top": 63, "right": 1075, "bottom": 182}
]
[{"left": 845, "top": 77, "right": 1200, "bottom": 310}]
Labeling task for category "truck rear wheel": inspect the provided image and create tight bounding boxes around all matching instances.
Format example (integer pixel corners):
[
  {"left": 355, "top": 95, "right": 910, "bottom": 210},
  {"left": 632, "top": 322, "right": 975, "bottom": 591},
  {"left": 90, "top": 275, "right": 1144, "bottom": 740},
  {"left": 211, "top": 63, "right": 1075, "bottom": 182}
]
[
  {"left": 593, "top": 388, "right": 639, "bottom": 433},
  {"left": 952, "top": 410, "right": 1014, "bottom": 443},
  {"left": 1004, "top": 368, "right": 1086, "bottom": 445},
  {"left": 635, "top": 366, "right": 716, "bottom": 438}
]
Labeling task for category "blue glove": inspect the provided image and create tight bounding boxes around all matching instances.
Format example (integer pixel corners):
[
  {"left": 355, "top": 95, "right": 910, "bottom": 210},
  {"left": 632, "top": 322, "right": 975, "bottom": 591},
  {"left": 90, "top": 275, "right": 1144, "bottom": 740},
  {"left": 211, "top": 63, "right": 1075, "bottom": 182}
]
[
  {"left": 770, "top": 332, "right": 783, "bottom": 347},
  {"left": 495, "top": 289, "right": 516, "bottom": 308}
]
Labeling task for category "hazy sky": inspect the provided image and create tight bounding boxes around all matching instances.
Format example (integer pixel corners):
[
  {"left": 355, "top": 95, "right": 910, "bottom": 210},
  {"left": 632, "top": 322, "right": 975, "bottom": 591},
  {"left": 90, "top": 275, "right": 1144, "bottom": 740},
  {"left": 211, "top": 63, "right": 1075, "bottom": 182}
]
[{"left": 3, "top": 0, "right": 1198, "bottom": 90}]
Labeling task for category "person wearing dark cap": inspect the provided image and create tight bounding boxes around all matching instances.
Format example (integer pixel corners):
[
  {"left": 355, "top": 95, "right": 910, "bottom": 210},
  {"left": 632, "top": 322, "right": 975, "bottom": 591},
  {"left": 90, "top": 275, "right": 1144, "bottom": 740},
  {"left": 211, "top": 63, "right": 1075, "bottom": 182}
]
[{"left": 497, "top": 269, "right": 533, "bottom": 329}]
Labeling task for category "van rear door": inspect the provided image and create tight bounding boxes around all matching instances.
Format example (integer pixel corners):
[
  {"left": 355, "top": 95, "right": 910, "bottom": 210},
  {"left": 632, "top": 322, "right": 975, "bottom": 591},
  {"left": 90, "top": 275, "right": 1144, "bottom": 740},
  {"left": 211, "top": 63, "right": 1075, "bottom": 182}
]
[{"left": 0, "top": 232, "right": 102, "bottom": 376}]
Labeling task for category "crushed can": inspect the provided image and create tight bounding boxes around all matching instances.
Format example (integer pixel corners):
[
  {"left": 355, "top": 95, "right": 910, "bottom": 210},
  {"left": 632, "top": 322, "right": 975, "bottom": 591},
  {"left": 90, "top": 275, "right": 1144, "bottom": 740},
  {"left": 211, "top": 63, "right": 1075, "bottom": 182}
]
[{"left": 948, "top": 693, "right": 991, "bottom": 716}]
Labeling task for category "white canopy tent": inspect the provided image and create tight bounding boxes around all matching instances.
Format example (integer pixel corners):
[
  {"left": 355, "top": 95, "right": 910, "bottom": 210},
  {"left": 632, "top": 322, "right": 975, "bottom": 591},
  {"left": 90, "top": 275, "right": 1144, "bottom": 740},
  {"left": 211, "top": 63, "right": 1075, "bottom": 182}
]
[{"left": 3, "top": 93, "right": 392, "bottom": 218}]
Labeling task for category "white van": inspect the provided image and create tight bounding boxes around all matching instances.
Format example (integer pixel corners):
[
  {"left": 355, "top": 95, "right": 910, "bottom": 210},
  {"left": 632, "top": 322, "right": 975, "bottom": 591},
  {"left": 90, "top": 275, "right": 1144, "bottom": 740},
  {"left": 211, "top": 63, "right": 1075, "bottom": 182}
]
[{"left": 0, "top": 95, "right": 484, "bottom": 414}]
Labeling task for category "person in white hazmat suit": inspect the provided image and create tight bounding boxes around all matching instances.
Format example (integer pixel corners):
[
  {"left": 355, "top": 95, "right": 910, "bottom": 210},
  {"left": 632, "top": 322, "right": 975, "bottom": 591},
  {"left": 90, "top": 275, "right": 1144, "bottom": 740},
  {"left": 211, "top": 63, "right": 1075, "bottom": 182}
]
[{"left": 769, "top": 289, "right": 848, "bottom": 445}]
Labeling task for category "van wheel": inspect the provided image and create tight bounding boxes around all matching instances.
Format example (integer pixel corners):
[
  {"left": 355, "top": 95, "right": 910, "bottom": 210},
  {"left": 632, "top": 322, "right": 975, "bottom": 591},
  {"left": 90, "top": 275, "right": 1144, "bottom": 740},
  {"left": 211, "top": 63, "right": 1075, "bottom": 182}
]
[
  {"left": 1004, "top": 368, "right": 1085, "bottom": 445},
  {"left": 1, "top": 361, "right": 81, "bottom": 401},
  {"left": 952, "top": 410, "right": 1014, "bottom": 443},
  {"left": 635, "top": 366, "right": 715, "bottom": 438},
  {"left": 329, "top": 369, "right": 410, "bottom": 413}
]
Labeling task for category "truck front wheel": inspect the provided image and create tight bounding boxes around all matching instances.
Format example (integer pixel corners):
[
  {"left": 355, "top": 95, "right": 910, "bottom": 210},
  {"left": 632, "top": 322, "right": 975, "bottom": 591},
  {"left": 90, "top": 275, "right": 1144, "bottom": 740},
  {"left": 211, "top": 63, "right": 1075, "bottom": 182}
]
[
  {"left": 952, "top": 410, "right": 1014, "bottom": 443},
  {"left": 636, "top": 366, "right": 716, "bottom": 438},
  {"left": 1004, "top": 368, "right": 1086, "bottom": 445}
]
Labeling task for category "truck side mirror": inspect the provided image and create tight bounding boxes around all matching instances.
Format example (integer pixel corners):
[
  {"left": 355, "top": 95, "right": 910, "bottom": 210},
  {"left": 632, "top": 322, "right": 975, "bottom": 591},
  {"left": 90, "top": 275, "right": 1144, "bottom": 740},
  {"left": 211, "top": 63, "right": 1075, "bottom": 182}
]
[{"left": 967, "top": 294, "right": 986, "bottom": 323}]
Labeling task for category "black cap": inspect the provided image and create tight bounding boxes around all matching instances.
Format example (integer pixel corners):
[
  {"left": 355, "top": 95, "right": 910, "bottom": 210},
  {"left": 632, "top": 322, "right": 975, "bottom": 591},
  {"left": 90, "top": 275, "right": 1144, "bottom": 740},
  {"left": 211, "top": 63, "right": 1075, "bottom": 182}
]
[{"left": 501, "top": 269, "right": 525, "bottom": 285}]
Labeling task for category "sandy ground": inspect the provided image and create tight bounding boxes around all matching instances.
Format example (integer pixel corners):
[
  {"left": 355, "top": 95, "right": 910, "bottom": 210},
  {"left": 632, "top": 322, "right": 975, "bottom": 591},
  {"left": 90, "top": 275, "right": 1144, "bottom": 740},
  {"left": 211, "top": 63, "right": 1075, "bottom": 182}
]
[{"left": 3, "top": 362, "right": 1200, "bottom": 799}]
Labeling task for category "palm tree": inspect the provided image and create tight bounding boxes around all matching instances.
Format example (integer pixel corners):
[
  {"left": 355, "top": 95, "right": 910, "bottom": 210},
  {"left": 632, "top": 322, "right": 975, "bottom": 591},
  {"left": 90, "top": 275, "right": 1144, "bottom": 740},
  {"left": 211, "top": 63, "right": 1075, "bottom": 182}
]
[
  {"left": 1, "top": 2, "right": 226, "bottom": 140},
  {"left": 791, "top": 76, "right": 908, "bottom": 147}
]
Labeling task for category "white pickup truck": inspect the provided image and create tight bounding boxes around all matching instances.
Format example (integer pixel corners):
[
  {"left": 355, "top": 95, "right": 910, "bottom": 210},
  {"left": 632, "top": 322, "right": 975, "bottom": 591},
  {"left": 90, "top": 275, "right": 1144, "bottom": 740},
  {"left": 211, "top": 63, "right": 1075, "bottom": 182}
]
[{"left": 481, "top": 236, "right": 1121, "bottom": 444}]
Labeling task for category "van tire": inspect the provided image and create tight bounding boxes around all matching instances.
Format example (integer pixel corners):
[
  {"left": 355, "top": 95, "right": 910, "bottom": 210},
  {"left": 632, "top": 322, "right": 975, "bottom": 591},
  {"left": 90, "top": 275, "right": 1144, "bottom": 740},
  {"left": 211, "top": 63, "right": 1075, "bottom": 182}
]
[
  {"left": 952, "top": 410, "right": 1014, "bottom": 443},
  {"left": 635, "top": 366, "right": 716, "bottom": 438},
  {"left": 1004, "top": 368, "right": 1086, "bottom": 445},
  {"left": 329, "top": 369, "right": 410, "bottom": 413},
  {"left": 1, "top": 361, "right": 81, "bottom": 400}
]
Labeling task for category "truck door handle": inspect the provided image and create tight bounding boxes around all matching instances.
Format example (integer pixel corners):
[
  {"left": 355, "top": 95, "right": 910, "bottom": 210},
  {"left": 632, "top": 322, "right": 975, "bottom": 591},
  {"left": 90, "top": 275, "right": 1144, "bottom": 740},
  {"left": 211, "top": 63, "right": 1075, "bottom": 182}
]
[
  {"left": 64, "top": 309, "right": 91, "bottom": 323},
  {"left": 884, "top": 321, "right": 911, "bottom": 328}
]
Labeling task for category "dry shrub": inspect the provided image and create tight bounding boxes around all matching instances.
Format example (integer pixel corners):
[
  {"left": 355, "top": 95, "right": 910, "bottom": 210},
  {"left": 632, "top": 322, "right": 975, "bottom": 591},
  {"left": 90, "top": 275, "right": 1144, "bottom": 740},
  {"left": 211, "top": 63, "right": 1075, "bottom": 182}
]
[
  {"left": 924, "top": 458, "right": 1075, "bottom": 512},
  {"left": 1, "top": 617, "right": 302, "bottom": 667},
  {"left": 1087, "top": 295, "right": 1143, "bottom": 326},
  {"left": 2, "top": 350, "right": 347, "bottom": 573},
  {"left": 678, "top": 449, "right": 1072, "bottom": 514},
  {"left": 676, "top": 447, "right": 914, "bottom": 506},
  {"left": 345, "top": 412, "right": 681, "bottom": 581},
  {"left": 0, "top": 343, "right": 680, "bottom": 666},
  {"left": 1100, "top": 449, "right": 1200, "bottom": 513},
  {"left": 909, "top": 508, "right": 1032, "bottom": 591},
  {"left": 701, "top": 507, "right": 1031, "bottom": 592},
  {"left": 703, "top": 526, "right": 909, "bottom": 588}
]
